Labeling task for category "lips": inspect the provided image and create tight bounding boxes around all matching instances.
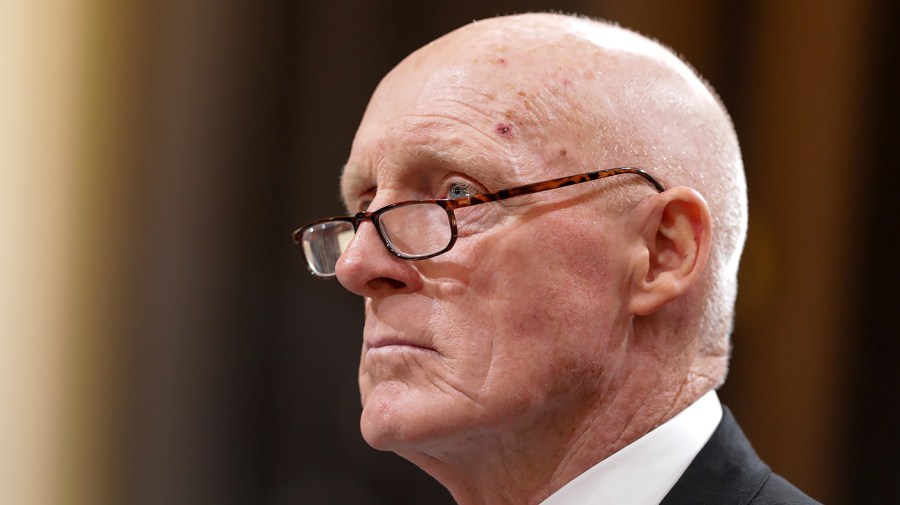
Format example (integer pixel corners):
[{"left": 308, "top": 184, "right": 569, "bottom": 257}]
[{"left": 365, "top": 336, "right": 436, "bottom": 353}]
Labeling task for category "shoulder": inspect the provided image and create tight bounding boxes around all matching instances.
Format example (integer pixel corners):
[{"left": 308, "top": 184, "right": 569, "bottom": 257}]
[
  {"left": 750, "top": 473, "right": 820, "bottom": 505},
  {"left": 661, "top": 406, "right": 821, "bottom": 505}
]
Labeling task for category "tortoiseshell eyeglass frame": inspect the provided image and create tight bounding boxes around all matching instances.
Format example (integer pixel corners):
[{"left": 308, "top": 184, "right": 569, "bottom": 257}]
[{"left": 293, "top": 167, "right": 665, "bottom": 275}]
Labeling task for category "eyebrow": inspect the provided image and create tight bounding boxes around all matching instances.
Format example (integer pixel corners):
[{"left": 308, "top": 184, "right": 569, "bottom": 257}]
[{"left": 340, "top": 162, "right": 371, "bottom": 210}]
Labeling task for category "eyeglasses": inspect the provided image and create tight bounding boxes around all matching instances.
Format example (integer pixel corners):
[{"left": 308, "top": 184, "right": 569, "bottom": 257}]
[{"left": 294, "top": 167, "right": 665, "bottom": 278}]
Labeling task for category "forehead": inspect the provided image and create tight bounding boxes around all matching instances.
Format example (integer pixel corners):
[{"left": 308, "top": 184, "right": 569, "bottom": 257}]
[
  {"left": 338, "top": 15, "right": 704, "bottom": 207},
  {"left": 340, "top": 38, "right": 602, "bottom": 203}
]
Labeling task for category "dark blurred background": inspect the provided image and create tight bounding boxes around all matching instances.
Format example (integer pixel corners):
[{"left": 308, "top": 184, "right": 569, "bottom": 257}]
[{"left": 5, "top": 0, "right": 898, "bottom": 504}]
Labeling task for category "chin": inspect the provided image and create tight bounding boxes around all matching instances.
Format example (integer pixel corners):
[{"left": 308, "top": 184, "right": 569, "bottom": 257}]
[
  {"left": 360, "top": 409, "right": 402, "bottom": 451},
  {"left": 358, "top": 380, "right": 475, "bottom": 453},
  {"left": 359, "top": 382, "right": 427, "bottom": 451}
]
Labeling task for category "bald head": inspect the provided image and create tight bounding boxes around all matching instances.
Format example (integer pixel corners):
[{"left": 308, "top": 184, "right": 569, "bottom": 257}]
[{"left": 352, "top": 13, "right": 746, "bottom": 365}]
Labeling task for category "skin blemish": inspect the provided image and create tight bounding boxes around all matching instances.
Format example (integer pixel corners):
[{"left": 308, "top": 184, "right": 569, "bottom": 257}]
[
  {"left": 559, "top": 148, "right": 568, "bottom": 158},
  {"left": 495, "top": 57, "right": 507, "bottom": 65},
  {"left": 495, "top": 123, "right": 514, "bottom": 137}
]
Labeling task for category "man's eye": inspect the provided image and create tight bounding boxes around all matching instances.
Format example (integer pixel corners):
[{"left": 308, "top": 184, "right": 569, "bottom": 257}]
[{"left": 447, "top": 183, "right": 475, "bottom": 200}]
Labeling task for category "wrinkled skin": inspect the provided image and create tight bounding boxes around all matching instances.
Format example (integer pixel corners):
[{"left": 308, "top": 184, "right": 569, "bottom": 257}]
[{"left": 334, "top": 13, "right": 729, "bottom": 505}]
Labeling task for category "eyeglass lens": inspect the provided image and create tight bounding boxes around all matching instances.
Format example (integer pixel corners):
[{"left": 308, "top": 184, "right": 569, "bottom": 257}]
[
  {"left": 379, "top": 203, "right": 453, "bottom": 258},
  {"left": 302, "top": 203, "right": 454, "bottom": 276},
  {"left": 301, "top": 221, "right": 355, "bottom": 276}
]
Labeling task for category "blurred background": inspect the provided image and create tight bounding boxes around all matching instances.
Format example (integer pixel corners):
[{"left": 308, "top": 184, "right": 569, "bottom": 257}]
[{"left": 2, "top": 0, "right": 898, "bottom": 504}]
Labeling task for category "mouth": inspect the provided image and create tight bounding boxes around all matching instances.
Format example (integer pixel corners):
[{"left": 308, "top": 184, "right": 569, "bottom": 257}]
[{"left": 366, "top": 337, "right": 437, "bottom": 354}]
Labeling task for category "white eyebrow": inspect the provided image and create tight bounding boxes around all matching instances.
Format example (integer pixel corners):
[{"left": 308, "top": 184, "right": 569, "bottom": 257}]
[{"left": 339, "top": 162, "right": 372, "bottom": 210}]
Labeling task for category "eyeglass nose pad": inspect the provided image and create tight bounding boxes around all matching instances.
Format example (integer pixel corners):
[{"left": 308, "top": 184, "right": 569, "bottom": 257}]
[{"left": 352, "top": 211, "right": 370, "bottom": 228}]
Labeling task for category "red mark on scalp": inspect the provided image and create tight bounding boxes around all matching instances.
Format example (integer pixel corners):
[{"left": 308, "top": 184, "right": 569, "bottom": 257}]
[
  {"left": 496, "top": 57, "right": 507, "bottom": 64},
  {"left": 496, "top": 123, "right": 514, "bottom": 136}
]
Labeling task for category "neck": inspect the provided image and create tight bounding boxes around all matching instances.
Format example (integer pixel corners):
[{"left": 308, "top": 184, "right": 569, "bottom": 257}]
[{"left": 399, "top": 356, "right": 713, "bottom": 505}]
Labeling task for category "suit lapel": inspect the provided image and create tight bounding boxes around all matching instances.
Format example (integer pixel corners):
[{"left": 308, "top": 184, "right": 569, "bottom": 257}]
[{"left": 660, "top": 407, "right": 771, "bottom": 505}]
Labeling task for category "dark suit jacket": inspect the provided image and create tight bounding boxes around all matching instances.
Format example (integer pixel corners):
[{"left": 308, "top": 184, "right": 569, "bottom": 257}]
[{"left": 660, "top": 407, "right": 821, "bottom": 505}]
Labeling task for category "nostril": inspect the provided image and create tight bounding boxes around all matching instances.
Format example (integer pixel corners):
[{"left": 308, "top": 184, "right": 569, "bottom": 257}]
[{"left": 367, "top": 277, "right": 407, "bottom": 291}]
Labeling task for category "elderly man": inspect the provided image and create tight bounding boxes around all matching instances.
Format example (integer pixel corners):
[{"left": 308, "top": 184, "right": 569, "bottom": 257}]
[{"left": 296, "top": 12, "right": 819, "bottom": 505}]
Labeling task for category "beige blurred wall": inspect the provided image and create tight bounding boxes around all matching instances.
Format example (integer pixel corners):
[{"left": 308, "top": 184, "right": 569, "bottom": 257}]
[
  {"left": 1, "top": 1, "right": 83, "bottom": 503},
  {"left": 1, "top": 1, "right": 138, "bottom": 503}
]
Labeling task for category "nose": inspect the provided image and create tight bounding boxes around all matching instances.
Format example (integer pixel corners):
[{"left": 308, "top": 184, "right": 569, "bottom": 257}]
[{"left": 334, "top": 219, "right": 424, "bottom": 297}]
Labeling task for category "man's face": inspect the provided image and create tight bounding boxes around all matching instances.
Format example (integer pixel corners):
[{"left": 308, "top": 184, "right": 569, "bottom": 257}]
[{"left": 335, "top": 38, "right": 641, "bottom": 456}]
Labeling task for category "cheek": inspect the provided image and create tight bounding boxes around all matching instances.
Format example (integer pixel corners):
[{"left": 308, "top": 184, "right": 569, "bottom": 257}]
[
  {"left": 463, "top": 216, "right": 631, "bottom": 391},
  {"left": 354, "top": 214, "right": 634, "bottom": 446},
  {"left": 475, "top": 217, "right": 626, "bottom": 329}
]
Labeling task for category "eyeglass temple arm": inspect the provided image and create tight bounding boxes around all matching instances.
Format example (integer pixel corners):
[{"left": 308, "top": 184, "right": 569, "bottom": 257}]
[{"left": 445, "top": 167, "right": 664, "bottom": 210}]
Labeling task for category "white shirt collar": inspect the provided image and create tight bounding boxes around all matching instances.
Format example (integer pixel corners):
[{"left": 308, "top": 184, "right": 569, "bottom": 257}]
[{"left": 540, "top": 390, "right": 722, "bottom": 505}]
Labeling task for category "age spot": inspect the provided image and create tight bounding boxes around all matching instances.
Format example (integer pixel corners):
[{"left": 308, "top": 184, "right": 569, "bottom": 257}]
[{"left": 495, "top": 123, "right": 514, "bottom": 136}]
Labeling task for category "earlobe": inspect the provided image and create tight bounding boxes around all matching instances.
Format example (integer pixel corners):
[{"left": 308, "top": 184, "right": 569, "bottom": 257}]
[{"left": 629, "top": 187, "right": 712, "bottom": 316}]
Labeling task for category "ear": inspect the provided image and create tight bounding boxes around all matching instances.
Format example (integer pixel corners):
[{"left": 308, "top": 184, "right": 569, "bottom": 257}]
[{"left": 629, "top": 187, "right": 712, "bottom": 316}]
